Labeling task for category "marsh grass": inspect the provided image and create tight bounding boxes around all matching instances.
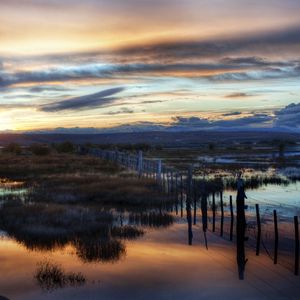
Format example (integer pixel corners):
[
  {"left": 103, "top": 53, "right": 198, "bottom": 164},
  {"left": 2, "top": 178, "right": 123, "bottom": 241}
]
[
  {"left": 0, "top": 152, "right": 168, "bottom": 206},
  {"left": 35, "top": 260, "right": 85, "bottom": 291},
  {"left": 0, "top": 152, "right": 176, "bottom": 264},
  {"left": 224, "top": 175, "right": 290, "bottom": 190},
  {"left": 0, "top": 153, "right": 121, "bottom": 180}
]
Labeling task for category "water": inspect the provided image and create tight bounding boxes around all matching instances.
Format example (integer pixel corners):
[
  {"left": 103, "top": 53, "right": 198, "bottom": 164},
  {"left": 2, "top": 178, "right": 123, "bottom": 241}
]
[
  {"left": 223, "top": 182, "right": 300, "bottom": 218},
  {"left": 0, "top": 178, "right": 299, "bottom": 299}
]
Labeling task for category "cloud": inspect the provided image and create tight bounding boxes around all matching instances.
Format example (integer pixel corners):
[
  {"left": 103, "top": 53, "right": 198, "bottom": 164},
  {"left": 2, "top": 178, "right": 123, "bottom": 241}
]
[
  {"left": 222, "top": 111, "right": 242, "bottom": 116},
  {"left": 171, "top": 114, "right": 272, "bottom": 129},
  {"left": 29, "top": 85, "right": 70, "bottom": 93},
  {"left": 225, "top": 93, "right": 252, "bottom": 98},
  {"left": 221, "top": 57, "right": 269, "bottom": 66},
  {"left": 1, "top": 59, "right": 298, "bottom": 88},
  {"left": 1, "top": 26, "right": 299, "bottom": 89},
  {"left": 171, "top": 116, "right": 210, "bottom": 128},
  {"left": 21, "top": 103, "right": 300, "bottom": 133},
  {"left": 40, "top": 87, "right": 125, "bottom": 112},
  {"left": 275, "top": 102, "right": 300, "bottom": 128},
  {"left": 116, "top": 25, "right": 300, "bottom": 60},
  {"left": 213, "top": 114, "right": 272, "bottom": 128},
  {"left": 106, "top": 107, "right": 134, "bottom": 115}
]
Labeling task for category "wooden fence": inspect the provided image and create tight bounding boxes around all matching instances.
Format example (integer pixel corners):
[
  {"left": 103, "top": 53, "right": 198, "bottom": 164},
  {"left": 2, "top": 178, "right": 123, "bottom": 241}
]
[{"left": 85, "top": 147, "right": 299, "bottom": 277}]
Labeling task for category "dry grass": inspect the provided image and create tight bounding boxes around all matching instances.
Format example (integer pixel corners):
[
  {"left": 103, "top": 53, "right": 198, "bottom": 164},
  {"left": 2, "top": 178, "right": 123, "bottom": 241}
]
[
  {"left": 0, "top": 152, "right": 168, "bottom": 206},
  {"left": 29, "top": 174, "right": 166, "bottom": 206},
  {"left": 0, "top": 153, "right": 121, "bottom": 180},
  {"left": 0, "top": 152, "right": 174, "bottom": 264}
]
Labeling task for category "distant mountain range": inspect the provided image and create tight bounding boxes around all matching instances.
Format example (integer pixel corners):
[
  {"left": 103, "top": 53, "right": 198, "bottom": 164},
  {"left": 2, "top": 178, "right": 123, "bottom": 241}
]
[{"left": 0, "top": 130, "right": 299, "bottom": 147}]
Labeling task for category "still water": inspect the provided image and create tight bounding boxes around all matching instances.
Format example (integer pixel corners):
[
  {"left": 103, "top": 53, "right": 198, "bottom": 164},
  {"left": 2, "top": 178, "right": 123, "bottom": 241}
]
[{"left": 0, "top": 180, "right": 299, "bottom": 300}]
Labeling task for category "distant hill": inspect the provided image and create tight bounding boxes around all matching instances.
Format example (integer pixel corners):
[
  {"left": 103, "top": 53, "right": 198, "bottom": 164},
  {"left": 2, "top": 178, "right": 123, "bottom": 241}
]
[{"left": 0, "top": 131, "right": 299, "bottom": 147}]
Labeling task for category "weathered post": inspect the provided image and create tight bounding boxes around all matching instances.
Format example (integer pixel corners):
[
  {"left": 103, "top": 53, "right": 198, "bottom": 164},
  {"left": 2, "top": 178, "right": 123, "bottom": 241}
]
[
  {"left": 180, "top": 174, "right": 184, "bottom": 218},
  {"left": 294, "top": 216, "right": 299, "bottom": 276},
  {"left": 220, "top": 191, "right": 224, "bottom": 237},
  {"left": 156, "top": 159, "right": 162, "bottom": 182},
  {"left": 175, "top": 173, "right": 179, "bottom": 215},
  {"left": 187, "top": 165, "right": 193, "bottom": 198},
  {"left": 138, "top": 150, "right": 143, "bottom": 177},
  {"left": 230, "top": 195, "right": 234, "bottom": 241},
  {"left": 167, "top": 171, "right": 170, "bottom": 195},
  {"left": 236, "top": 175, "right": 247, "bottom": 280},
  {"left": 201, "top": 180, "right": 208, "bottom": 249},
  {"left": 212, "top": 192, "right": 216, "bottom": 232},
  {"left": 193, "top": 180, "right": 197, "bottom": 225},
  {"left": 126, "top": 154, "right": 129, "bottom": 168},
  {"left": 170, "top": 171, "right": 174, "bottom": 194},
  {"left": 186, "top": 197, "right": 193, "bottom": 245},
  {"left": 273, "top": 209, "right": 278, "bottom": 265},
  {"left": 114, "top": 151, "right": 117, "bottom": 162},
  {"left": 255, "top": 204, "right": 261, "bottom": 256}
]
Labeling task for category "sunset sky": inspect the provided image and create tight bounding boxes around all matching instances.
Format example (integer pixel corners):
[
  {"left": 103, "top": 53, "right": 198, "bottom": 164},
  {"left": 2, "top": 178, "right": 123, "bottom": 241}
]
[{"left": 0, "top": 0, "right": 299, "bottom": 132}]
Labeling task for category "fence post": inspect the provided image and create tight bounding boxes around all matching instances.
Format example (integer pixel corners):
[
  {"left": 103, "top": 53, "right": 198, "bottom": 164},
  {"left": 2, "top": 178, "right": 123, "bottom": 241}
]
[
  {"left": 220, "top": 191, "right": 224, "bottom": 237},
  {"left": 273, "top": 210, "right": 278, "bottom": 264},
  {"left": 170, "top": 171, "right": 174, "bottom": 194},
  {"left": 236, "top": 177, "right": 247, "bottom": 280},
  {"left": 255, "top": 204, "right": 261, "bottom": 256},
  {"left": 156, "top": 159, "right": 162, "bottom": 182},
  {"left": 167, "top": 171, "right": 170, "bottom": 195},
  {"left": 294, "top": 216, "right": 299, "bottom": 275},
  {"left": 212, "top": 192, "right": 216, "bottom": 232},
  {"left": 230, "top": 195, "right": 234, "bottom": 241},
  {"left": 138, "top": 150, "right": 143, "bottom": 177},
  {"left": 180, "top": 174, "right": 183, "bottom": 218},
  {"left": 193, "top": 179, "right": 197, "bottom": 225},
  {"left": 175, "top": 173, "right": 179, "bottom": 215}
]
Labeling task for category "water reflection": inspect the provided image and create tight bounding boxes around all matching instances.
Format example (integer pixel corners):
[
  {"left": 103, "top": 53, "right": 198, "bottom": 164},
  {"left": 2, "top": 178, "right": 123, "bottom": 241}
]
[
  {"left": 128, "top": 212, "right": 173, "bottom": 228},
  {"left": 186, "top": 199, "right": 193, "bottom": 245},
  {"left": 201, "top": 192, "right": 208, "bottom": 250},
  {"left": 74, "top": 238, "right": 126, "bottom": 263},
  {"left": 0, "top": 176, "right": 299, "bottom": 298},
  {"left": 0, "top": 196, "right": 175, "bottom": 266}
]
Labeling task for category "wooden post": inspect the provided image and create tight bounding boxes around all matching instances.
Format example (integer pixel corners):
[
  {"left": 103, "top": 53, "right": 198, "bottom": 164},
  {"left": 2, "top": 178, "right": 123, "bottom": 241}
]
[
  {"left": 294, "top": 216, "right": 299, "bottom": 275},
  {"left": 167, "top": 171, "right": 170, "bottom": 195},
  {"left": 236, "top": 177, "right": 247, "bottom": 280},
  {"left": 162, "top": 170, "right": 166, "bottom": 192},
  {"left": 156, "top": 160, "right": 162, "bottom": 182},
  {"left": 220, "top": 191, "right": 224, "bottom": 237},
  {"left": 212, "top": 192, "right": 216, "bottom": 232},
  {"left": 187, "top": 165, "right": 193, "bottom": 197},
  {"left": 138, "top": 151, "right": 143, "bottom": 177},
  {"left": 175, "top": 173, "right": 178, "bottom": 215},
  {"left": 255, "top": 204, "right": 261, "bottom": 256},
  {"left": 186, "top": 198, "right": 193, "bottom": 245},
  {"left": 273, "top": 210, "right": 278, "bottom": 264},
  {"left": 230, "top": 195, "right": 234, "bottom": 241},
  {"left": 193, "top": 180, "right": 197, "bottom": 225},
  {"left": 180, "top": 174, "right": 183, "bottom": 218}
]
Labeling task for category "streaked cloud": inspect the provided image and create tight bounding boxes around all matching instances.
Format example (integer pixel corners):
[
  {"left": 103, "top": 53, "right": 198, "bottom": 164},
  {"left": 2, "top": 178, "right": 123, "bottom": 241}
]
[
  {"left": 225, "top": 93, "right": 252, "bottom": 98},
  {"left": 40, "top": 87, "right": 125, "bottom": 112}
]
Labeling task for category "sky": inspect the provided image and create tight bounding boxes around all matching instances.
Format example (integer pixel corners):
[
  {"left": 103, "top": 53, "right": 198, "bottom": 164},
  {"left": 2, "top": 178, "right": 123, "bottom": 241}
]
[{"left": 0, "top": 0, "right": 300, "bottom": 132}]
